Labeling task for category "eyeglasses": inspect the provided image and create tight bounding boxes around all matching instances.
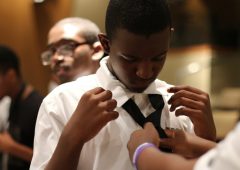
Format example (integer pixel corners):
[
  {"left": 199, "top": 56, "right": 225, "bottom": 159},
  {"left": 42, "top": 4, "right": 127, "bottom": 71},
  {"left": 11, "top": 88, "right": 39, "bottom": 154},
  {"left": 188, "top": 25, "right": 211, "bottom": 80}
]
[{"left": 41, "top": 40, "right": 89, "bottom": 66}]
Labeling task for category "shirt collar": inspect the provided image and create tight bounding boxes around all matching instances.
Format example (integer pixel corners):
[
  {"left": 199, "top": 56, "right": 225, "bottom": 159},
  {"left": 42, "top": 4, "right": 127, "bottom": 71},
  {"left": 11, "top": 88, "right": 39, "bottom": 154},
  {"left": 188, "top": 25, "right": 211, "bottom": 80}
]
[{"left": 96, "top": 56, "right": 170, "bottom": 107}]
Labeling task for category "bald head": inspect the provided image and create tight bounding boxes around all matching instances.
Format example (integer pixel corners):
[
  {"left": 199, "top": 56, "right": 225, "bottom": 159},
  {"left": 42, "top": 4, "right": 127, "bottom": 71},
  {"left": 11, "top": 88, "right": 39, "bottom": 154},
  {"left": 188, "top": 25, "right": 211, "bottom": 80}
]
[{"left": 48, "top": 17, "right": 100, "bottom": 45}]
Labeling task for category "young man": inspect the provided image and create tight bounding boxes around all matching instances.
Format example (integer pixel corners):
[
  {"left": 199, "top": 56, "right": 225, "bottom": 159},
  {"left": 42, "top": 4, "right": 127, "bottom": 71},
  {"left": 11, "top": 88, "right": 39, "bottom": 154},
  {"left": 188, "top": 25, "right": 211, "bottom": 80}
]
[
  {"left": 41, "top": 17, "right": 104, "bottom": 85},
  {"left": 30, "top": 0, "right": 215, "bottom": 169},
  {"left": 127, "top": 122, "right": 240, "bottom": 170},
  {"left": 0, "top": 45, "right": 43, "bottom": 170}
]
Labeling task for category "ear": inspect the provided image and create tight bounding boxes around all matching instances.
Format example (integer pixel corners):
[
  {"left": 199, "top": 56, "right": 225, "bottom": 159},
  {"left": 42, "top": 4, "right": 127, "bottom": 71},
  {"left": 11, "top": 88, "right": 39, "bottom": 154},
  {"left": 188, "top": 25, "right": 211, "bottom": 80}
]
[
  {"left": 98, "top": 33, "right": 110, "bottom": 54},
  {"left": 93, "top": 41, "right": 103, "bottom": 52},
  {"left": 91, "top": 41, "right": 104, "bottom": 60}
]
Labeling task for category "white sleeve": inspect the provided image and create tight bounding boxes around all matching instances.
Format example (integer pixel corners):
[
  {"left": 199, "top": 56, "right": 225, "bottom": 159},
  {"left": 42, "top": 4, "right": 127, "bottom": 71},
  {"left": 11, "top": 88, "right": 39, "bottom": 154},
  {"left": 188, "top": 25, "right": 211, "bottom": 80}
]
[
  {"left": 194, "top": 122, "right": 240, "bottom": 170},
  {"left": 30, "top": 95, "right": 66, "bottom": 170}
]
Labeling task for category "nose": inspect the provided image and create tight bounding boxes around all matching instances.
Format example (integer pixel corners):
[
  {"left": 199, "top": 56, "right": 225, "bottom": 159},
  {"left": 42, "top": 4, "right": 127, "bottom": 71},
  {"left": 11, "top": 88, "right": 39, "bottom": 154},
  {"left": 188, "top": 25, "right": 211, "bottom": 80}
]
[
  {"left": 136, "top": 61, "right": 154, "bottom": 80},
  {"left": 51, "top": 53, "right": 64, "bottom": 65}
]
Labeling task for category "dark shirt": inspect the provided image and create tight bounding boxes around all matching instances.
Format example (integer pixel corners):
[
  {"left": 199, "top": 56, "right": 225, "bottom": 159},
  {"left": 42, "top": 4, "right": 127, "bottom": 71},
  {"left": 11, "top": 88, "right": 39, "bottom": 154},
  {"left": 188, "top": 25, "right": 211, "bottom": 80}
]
[{"left": 7, "top": 85, "right": 43, "bottom": 170}]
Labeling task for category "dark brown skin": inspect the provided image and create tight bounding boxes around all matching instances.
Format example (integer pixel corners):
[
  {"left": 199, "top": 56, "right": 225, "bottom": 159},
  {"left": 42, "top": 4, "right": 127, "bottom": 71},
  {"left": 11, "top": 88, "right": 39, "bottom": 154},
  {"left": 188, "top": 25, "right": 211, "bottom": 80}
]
[
  {"left": 168, "top": 85, "right": 216, "bottom": 141},
  {"left": 45, "top": 87, "right": 119, "bottom": 170},
  {"left": 128, "top": 123, "right": 197, "bottom": 170},
  {"left": 160, "top": 129, "right": 216, "bottom": 158}
]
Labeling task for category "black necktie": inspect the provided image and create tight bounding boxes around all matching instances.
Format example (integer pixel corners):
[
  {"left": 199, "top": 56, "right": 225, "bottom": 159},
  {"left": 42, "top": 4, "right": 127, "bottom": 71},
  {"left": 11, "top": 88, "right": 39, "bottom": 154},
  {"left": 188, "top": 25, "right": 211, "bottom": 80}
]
[{"left": 122, "top": 94, "right": 171, "bottom": 152}]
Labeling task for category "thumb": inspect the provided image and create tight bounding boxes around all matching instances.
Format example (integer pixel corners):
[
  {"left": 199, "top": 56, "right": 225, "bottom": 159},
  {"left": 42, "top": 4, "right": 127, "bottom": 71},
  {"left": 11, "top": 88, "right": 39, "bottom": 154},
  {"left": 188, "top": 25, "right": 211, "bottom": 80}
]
[{"left": 144, "top": 122, "right": 155, "bottom": 130}]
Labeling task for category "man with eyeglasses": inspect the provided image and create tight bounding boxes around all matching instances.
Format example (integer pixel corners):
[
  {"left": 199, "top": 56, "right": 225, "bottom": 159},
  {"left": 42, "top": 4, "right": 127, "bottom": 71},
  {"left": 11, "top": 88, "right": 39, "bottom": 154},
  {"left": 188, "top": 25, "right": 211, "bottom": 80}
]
[{"left": 41, "top": 17, "right": 104, "bottom": 85}]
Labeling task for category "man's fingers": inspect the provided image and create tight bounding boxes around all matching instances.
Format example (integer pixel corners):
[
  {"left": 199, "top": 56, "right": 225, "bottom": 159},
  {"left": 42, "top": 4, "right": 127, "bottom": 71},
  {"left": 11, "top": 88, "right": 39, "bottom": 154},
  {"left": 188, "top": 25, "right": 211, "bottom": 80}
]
[
  {"left": 88, "top": 87, "right": 106, "bottom": 94},
  {"left": 99, "top": 99, "right": 117, "bottom": 111},
  {"left": 175, "top": 107, "right": 200, "bottom": 118},
  {"left": 169, "top": 97, "right": 204, "bottom": 111},
  {"left": 168, "top": 85, "right": 205, "bottom": 95},
  {"left": 81, "top": 87, "right": 106, "bottom": 103},
  {"left": 95, "top": 89, "right": 113, "bottom": 101},
  {"left": 102, "top": 111, "right": 119, "bottom": 124}
]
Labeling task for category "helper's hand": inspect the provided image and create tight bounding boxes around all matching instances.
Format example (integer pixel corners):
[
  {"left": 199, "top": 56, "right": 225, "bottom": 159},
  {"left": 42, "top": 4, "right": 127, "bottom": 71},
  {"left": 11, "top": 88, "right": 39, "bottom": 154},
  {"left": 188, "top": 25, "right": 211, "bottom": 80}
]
[
  {"left": 63, "top": 87, "right": 119, "bottom": 144},
  {"left": 160, "top": 129, "right": 216, "bottom": 158},
  {"left": 127, "top": 122, "right": 160, "bottom": 162},
  {"left": 168, "top": 85, "right": 216, "bottom": 141}
]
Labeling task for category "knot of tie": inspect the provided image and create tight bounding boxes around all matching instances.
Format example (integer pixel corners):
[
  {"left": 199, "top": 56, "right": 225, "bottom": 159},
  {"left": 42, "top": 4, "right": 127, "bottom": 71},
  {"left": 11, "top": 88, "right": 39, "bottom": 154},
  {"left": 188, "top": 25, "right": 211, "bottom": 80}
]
[
  {"left": 122, "top": 94, "right": 167, "bottom": 137},
  {"left": 122, "top": 94, "right": 171, "bottom": 152}
]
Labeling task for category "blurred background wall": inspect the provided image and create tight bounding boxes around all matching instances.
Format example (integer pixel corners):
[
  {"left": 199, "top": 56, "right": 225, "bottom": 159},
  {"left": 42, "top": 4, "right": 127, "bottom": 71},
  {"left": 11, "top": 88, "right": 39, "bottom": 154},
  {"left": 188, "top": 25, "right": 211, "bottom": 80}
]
[{"left": 0, "top": 0, "right": 72, "bottom": 95}]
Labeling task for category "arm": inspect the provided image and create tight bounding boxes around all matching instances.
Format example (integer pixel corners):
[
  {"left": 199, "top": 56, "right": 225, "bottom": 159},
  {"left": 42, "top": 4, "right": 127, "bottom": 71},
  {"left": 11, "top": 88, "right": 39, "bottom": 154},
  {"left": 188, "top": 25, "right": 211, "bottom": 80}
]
[
  {"left": 0, "top": 132, "right": 32, "bottom": 161},
  {"left": 137, "top": 147, "right": 196, "bottom": 170},
  {"left": 127, "top": 122, "right": 196, "bottom": 170},
  {"left": 167, "top": 85, "right": 216, "bottom": 141},
  {"left": 45, "top": 87, "right": 119, "bottom": 170}
]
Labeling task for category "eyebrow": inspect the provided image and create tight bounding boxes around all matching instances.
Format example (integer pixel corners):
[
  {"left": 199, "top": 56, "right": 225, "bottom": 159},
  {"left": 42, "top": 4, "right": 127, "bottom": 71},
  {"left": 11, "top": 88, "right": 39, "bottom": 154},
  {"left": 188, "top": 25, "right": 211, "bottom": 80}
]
[
  {"left": 119, "top": 50, "right": 167, "bottom": 59},
  {"left": 47, "top": 39, "right": 79, "bottom": 48}
]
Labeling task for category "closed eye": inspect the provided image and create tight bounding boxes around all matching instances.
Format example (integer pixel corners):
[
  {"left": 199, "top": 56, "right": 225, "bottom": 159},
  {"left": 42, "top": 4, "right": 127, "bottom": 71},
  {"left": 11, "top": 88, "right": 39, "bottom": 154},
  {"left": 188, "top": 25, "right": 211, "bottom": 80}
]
[
  {"left": 152, "top": 54, "right": 166, "bottom": 62},
  {"left": 120, "top": 54, "right": 137, "bottom": 62}
]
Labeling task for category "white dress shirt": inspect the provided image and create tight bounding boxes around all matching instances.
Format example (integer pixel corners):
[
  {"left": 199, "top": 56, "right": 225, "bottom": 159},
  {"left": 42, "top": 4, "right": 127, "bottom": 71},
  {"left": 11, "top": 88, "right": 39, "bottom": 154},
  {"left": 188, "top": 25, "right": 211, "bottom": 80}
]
[
  {"left": 0, "top": 96, "right": 10, "bottom": 131},
  {"left": 194, "top": 122, "right": 240, "bottom": 170},
  {"left": 30, "top": 57, "right": 194, "bottom": 170},
  {"left": 0, "top": 96, "right": 10, "bottom": 170}
]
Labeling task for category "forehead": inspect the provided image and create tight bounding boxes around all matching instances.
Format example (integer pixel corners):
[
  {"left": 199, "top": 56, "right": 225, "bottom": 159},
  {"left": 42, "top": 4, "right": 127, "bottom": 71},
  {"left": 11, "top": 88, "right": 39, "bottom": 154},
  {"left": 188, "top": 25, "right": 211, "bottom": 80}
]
[
  {"left": 111, "top": 28, "right": 171, "bottom": 57},
  {"left": 48, "top": 24, "right": 85, "bottom": 45}
]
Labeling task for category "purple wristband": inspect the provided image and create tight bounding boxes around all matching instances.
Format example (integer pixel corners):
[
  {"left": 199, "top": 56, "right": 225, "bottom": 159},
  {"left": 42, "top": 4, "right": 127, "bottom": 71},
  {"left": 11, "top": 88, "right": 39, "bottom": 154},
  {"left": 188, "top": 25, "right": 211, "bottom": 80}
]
[{"left": 132, "top": 142, "right": 157, "bottom": 170}]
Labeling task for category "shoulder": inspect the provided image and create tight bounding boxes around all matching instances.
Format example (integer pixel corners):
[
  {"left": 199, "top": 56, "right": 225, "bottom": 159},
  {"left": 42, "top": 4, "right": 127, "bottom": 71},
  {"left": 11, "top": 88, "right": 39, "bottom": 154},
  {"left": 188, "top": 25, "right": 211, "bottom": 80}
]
[
  {"left": 21, "top": 85, "right": 43, "bottom": 108},
  {"left": 53, "top": 74, "right": 98, "bottom": 95},
  {"left": 42, "top": 74, "right": 99, "bottom": 108}
]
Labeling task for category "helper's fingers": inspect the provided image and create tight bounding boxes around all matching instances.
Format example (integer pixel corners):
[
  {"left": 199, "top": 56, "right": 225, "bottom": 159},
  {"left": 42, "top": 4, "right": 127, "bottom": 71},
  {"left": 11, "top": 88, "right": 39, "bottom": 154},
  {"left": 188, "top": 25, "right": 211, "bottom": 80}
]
[
  {"left": 165, "top": 129, "right": 176, "bottom": 138},
  {"left": 144, "top": 122, "right": 155, "bottom": 130}
]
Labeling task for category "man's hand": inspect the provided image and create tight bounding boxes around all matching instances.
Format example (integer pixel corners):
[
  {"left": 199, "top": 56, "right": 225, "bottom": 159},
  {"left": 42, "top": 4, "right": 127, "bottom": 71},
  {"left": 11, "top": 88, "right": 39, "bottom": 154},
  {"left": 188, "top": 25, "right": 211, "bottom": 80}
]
[
  {"left": 0, "top": 131, "right": 15, "bottom": 152},
  {"left": 168, "top": 85, "right": 216, "bottom": 141},
  {"left": 63, "top": 87, "right": 119, "bottom": 144},
  {"left": 45, "top": 87, "right": 119, "bottom": 170}
]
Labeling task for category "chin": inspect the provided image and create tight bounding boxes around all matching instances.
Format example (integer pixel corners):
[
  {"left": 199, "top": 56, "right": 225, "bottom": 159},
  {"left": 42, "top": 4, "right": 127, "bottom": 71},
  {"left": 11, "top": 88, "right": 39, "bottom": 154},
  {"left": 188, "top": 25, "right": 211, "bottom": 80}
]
[
  {"left": 128, "top": 86, "right": 148, "bottom": 93},
  {"left": 59, "top": 77, "right": 71, "bottom": 84}
]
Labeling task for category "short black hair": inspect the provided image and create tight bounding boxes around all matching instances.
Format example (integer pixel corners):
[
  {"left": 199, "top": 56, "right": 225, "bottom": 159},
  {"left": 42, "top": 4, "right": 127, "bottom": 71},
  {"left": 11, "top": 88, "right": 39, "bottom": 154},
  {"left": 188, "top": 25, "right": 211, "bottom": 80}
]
[
  {"left": 105, "top": 0, "right": 172, "bottom": 40},
  {"left": 0, "top": 45, "right": 21, "bottom": 77}
]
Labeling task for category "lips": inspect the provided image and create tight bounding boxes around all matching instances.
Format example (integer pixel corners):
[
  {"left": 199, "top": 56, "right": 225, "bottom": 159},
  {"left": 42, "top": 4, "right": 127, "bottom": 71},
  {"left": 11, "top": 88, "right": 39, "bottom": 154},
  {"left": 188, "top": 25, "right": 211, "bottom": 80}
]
[{"left": 54, "top": 65, "right": 70, "bottom": 76}]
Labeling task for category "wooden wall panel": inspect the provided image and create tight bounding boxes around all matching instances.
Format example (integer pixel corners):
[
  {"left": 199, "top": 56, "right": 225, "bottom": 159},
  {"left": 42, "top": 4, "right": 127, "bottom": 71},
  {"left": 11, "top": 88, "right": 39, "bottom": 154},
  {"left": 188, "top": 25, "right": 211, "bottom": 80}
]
[{"left": 0, "top": 0, "right": 72, "bottom": 95}]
